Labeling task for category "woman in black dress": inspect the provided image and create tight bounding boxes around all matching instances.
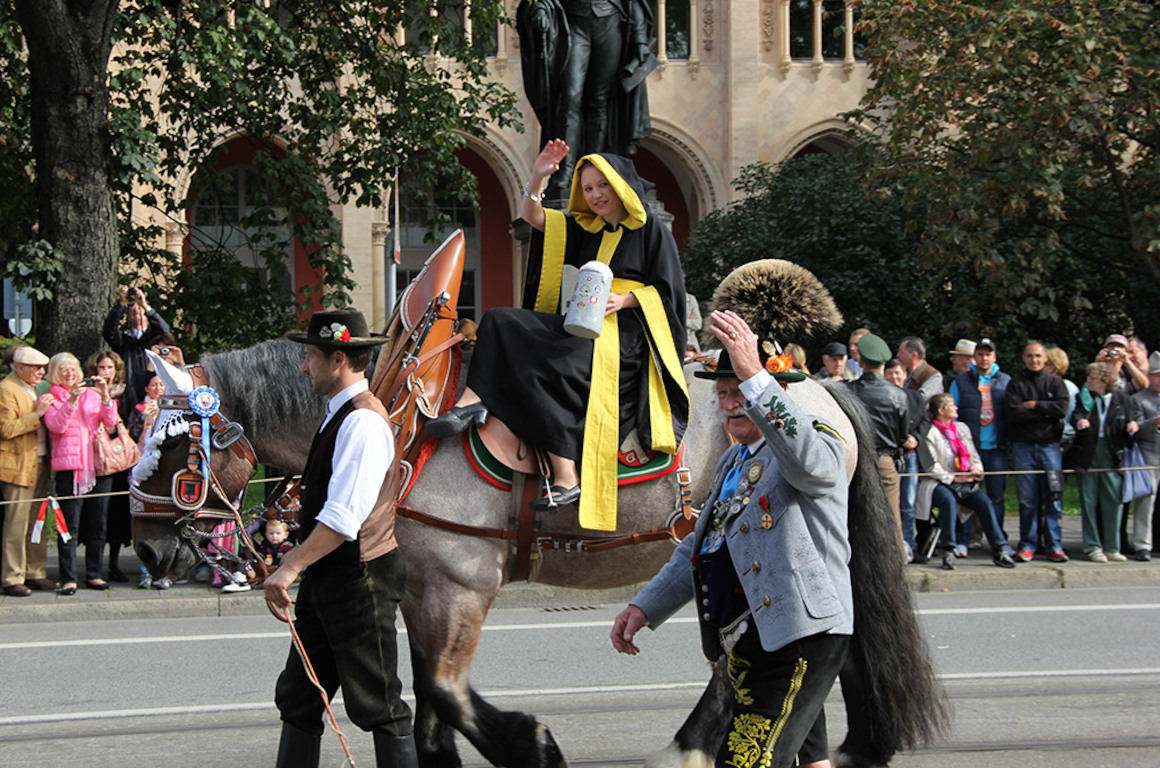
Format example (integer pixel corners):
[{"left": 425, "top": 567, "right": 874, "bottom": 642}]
[{"left": 428, "top": 139, "right": 688, "bottom": 528}]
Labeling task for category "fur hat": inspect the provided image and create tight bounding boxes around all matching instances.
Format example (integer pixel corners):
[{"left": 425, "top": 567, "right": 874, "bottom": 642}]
[{"left": 697, "top": 259, "right": 843, "bottom": 382}]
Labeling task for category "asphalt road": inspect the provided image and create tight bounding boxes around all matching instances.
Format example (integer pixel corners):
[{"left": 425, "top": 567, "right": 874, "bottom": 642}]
[{"left": 1, "top": 587, "right": 1158, "bottom": 767}]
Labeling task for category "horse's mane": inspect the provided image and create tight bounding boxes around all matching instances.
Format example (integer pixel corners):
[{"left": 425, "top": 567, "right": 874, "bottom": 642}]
[
  {"left": 201, "top": 340, "right": 325, "bottom": 443},
  {"left": 823, "top": 381, "right": 951, "bottom": 760}
]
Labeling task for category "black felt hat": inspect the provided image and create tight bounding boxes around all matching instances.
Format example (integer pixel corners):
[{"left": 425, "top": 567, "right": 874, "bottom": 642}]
[
  {"left": 286, "top": 309, "right": 387, "bottom": 349},
  {"left": 694, "top": 346, "right": 808, "bottom": 383}
]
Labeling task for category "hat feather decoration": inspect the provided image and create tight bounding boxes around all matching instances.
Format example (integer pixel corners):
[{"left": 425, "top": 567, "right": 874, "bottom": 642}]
[{"left": 704, "top": 259, "right": 843, "bottom": 349}]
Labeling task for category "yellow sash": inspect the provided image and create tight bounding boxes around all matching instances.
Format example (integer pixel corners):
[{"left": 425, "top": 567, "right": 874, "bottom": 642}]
[
  {"left": 532, "top": 209, "right": 568, "bottom": 313},
  {"left": 578, "top": 238, "right": 688, "bottom": 531}
]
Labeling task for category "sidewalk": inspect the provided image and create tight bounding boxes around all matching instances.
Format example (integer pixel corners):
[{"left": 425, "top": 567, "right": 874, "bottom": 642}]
[{"left": 2, "top": 514, "right": 1157, "bottom": 625}]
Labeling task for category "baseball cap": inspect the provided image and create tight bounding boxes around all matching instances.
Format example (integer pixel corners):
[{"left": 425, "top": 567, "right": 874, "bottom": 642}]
[
  {"left": 1105, "top": 334, "right": 1129, "bottom": 348},
  {"left": 976, "top": 338, "right": 996, "bottom": 352}
]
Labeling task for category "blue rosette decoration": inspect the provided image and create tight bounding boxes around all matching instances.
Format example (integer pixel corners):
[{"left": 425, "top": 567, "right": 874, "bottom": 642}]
[{"left": 188, "top": 386, "right": 221, "bottom": 475}]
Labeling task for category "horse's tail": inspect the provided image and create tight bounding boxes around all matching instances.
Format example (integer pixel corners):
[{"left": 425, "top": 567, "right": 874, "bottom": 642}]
[{"left": 824, "top": 383, "right": 950, "bottom": 766}]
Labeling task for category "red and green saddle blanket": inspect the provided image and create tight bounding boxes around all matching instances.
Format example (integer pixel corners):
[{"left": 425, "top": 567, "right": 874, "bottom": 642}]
[{"left": 463, "top": 426, "right": 680, "bottom": 491}]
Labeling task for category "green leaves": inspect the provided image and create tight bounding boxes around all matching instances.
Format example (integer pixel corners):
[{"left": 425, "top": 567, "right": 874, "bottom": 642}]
[
  {"left": 851, "top": 0, "right": 1160, "bottom": 352},
  {"left": 7, "top": 0, "right": 520, "bottom": 357}
]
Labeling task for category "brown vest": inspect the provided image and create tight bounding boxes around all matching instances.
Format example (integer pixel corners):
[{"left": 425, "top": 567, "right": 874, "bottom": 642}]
[{"left": 299, "top": 390, "right": 398, "bottom": 572}]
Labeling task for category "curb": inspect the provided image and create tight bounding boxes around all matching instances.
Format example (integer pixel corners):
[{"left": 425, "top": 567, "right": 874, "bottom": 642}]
[{"left": 2, "top": 563, "right": 1158, "bottom": 624}]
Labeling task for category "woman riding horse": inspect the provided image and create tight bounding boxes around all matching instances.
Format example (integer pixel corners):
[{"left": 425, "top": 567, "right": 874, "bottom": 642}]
[{"left": 427, "top": 139, "right": 688, "bottom": 528}]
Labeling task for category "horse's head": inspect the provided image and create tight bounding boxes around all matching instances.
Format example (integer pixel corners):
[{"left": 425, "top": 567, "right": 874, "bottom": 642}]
[{"left": 130, "top": 352, "right": 259, "bottom": 579}]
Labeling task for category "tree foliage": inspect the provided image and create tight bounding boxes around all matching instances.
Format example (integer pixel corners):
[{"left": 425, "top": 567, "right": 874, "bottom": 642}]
[
  {"left": 681, "top": 151, "right": 931, "bottom": 356},
  {"left": 3, "top": 0, "right": 519, "bottom": 358},
  {"left": 851, "top": 0, "right": 1160, "bottom": 352}
]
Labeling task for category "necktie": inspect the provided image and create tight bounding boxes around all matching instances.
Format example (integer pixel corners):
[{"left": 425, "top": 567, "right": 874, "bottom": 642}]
[{"left": 720, "top": 445, "right": 750, "bottom": 500}]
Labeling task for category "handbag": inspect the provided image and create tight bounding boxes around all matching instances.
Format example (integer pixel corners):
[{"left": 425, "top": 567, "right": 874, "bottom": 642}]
[
  {"left": 94, "top": 418, "right": 141, "bottom": 476},
  {"left": 1121, "top": 443, "right": 1154, "bottom": 503},
  {"left": 947, "top": 480, "right": 980, "bottom": 501}
]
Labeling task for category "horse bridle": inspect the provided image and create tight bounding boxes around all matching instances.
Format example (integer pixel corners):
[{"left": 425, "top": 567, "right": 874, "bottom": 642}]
[{"left": 129, "top": 371, "right": 258, "bottom": 522}]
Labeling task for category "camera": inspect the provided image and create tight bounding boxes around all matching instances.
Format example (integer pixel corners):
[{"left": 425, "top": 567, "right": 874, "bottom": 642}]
[
  {"left": 128, "top": 287, "right": 140, "bottom": 299},
  {"left": 1107, "top": 348, "right": 1119, "bottom": 359},
  {"left": 157, "top": 347, "right": 171, "bottom": 356},
  {"left": 81, "top": 377, "right": 99, "bottom": 387}
]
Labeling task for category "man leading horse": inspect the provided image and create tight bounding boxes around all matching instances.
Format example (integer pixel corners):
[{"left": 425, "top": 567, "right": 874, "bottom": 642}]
[
  {"left": 613, "top": 308, "right": 853, "bottom": 768},
  {"left": 266, "top": 309, "right": 416, "bottom": 768}
]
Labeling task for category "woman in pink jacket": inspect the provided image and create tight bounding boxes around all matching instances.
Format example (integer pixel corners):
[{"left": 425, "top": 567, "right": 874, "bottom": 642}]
[{"left": 43, "top": 352, "right": 118, "bottom": 595}]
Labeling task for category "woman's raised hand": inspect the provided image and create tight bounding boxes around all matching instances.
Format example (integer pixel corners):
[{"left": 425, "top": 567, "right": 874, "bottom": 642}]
[{"left": 533, "top": 139, "right": 569, "bottom": 180}]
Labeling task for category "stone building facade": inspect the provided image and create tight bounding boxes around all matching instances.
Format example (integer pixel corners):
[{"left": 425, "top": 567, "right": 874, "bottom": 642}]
[{"left": 169, "top": 1, "right": 871, "bottom": 330}]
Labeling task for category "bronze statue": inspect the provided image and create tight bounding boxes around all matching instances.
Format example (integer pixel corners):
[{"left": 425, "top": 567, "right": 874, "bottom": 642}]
[{"left": 517, "top": 0, "right": 657, "bottom": 199}]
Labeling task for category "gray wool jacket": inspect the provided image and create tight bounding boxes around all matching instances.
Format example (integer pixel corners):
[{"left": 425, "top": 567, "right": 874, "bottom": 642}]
[{"left": 631, "top": 377, "right": 854, "bottom": 658}]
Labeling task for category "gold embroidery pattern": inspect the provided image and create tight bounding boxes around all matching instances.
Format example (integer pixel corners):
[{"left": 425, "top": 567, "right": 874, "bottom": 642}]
[
  {"left": 725, "top": 713, "right": 773, "bottom": 768},
  {"left": 724, "top": 657, "right": 808, "bottom": 768},
  {"left": 727, "top": 650, "right": 754, "bottom": 705}
]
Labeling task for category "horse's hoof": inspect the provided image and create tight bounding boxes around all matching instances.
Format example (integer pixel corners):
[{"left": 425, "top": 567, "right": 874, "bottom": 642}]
[{"left": 536, "top": 723, "right": 567, "bottom": 767}]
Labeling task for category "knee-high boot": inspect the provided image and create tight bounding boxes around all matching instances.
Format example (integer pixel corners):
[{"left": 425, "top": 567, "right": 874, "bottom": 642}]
[
  {"left": 373, "top": 732, "right": 418, "bottom": 768},
  {"left": 276, "top": 721, "right": 321, "bottom": 768}
]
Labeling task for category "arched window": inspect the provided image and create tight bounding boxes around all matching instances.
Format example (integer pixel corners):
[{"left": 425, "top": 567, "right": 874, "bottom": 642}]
[
  {"left": 189, "top": 164, "right": 294, "bottom": 294},
  {"left": 395, "top": 176, "right": 481, "bottom": 321}
]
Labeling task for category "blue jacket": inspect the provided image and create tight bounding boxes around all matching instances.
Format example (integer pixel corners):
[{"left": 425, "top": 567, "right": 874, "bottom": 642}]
[
  {"left": 950, "top": 363, "right": 1010, "bottom": 450},
  {"left": 631, "top": 378, "right": 853, "bottom": 658}
]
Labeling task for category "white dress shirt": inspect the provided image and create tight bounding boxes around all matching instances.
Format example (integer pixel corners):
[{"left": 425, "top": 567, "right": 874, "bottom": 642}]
[{"left": 314, "top": 379, "right": 394, "bottom": 541}]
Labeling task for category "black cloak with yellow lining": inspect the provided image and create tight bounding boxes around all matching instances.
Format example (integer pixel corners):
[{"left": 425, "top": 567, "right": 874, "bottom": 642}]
[{"left": 468, "top": 153, "right": 688, "bottom": 530}]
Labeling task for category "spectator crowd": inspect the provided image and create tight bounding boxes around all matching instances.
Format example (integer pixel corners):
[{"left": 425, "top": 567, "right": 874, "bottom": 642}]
[
  {"left": 803, "top": 329, "right": 1160, "bottom": 569},
  {"left": 1, "top": 287, "right": 293, "bottom": 598},
  {"left": 6, "top": 285, "right": 1157, "bottom": 599}
]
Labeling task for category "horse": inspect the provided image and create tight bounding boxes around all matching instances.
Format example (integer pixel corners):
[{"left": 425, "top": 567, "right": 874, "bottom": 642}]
[{"left": 130, "top": 337, "right": 945, "bottom": 768}]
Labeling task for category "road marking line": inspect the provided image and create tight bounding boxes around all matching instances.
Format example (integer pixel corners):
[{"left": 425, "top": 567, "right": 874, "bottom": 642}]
[
  {"left": 3, "top": 603, "right": 1160, "bottom": 651},
  {"left": 3, "top": 670, "right": 1160, "bottom": 727},
  {"left": 918, "top": 604, "right": 1160, "bottom": 616}
]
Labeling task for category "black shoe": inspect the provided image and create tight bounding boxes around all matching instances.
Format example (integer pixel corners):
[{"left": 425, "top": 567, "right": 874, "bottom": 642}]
[
  {"left": 529, "top": 485, "right": 581, "bottom": 512},
  {"left": 993, "top": 550, "right": 1016, "bottom": 568},
  {"left": 910, "top": 552, "right": 929, "bottom": 565},
  {"left": 940, "top": 551, "right": 955, "bottom": 570},
  {"left": 425, "top": 402, "right": 488, "bottom": 438},
  {"left": 1135, "top": 549, "right": 1152, "bottom": 562},
  {"left": 276, "top": 722, "right": 321, "bottom": 768},
  {"left": 108, "top": 569, "right": 129, "bottom": 583}
]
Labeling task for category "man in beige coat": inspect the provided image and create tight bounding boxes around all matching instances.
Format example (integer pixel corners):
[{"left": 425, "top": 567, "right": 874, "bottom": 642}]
[{"left": 1, "top": 345, "right": 55, "bottom": 596}]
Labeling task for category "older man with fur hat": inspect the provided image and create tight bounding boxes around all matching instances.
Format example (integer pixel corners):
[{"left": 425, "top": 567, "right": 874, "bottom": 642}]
[
  {"left": 612, "top": 307, "right": 852, "bottom": 768},
  {"left": 265, "top": 309, "right": 416, "bottom": 768},
  {"left": 611, "top": 258, "right": 860, "bottom": 767},
  {"left": 1, "top": 346, "right": 57, "bottom": 597}
]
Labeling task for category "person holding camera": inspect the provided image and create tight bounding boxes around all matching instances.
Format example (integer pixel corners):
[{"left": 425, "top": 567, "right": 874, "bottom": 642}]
[
  {"left": 43, "top": 353, "right": 119, "bottom": 594},
  {"left": 1096, "top": 333, "right": 1147, "bottom": 395},
  {"left": 102, "top": 285, "right": 171, "bottom": 418}
]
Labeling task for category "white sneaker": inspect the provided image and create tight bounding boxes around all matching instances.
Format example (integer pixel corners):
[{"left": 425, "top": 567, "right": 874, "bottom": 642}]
[
  {"left": 1087, "top": 550, "right": 1108, "bottom": 563},
  {"left": 221, "top": 572, "right": 251, "bottom": 593},
  {"left": 1107, "top": 552, "right": 1128, "bottom": 562},
  {"left": 155, "top": 577, "right": 172, "bottom": 590}
]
